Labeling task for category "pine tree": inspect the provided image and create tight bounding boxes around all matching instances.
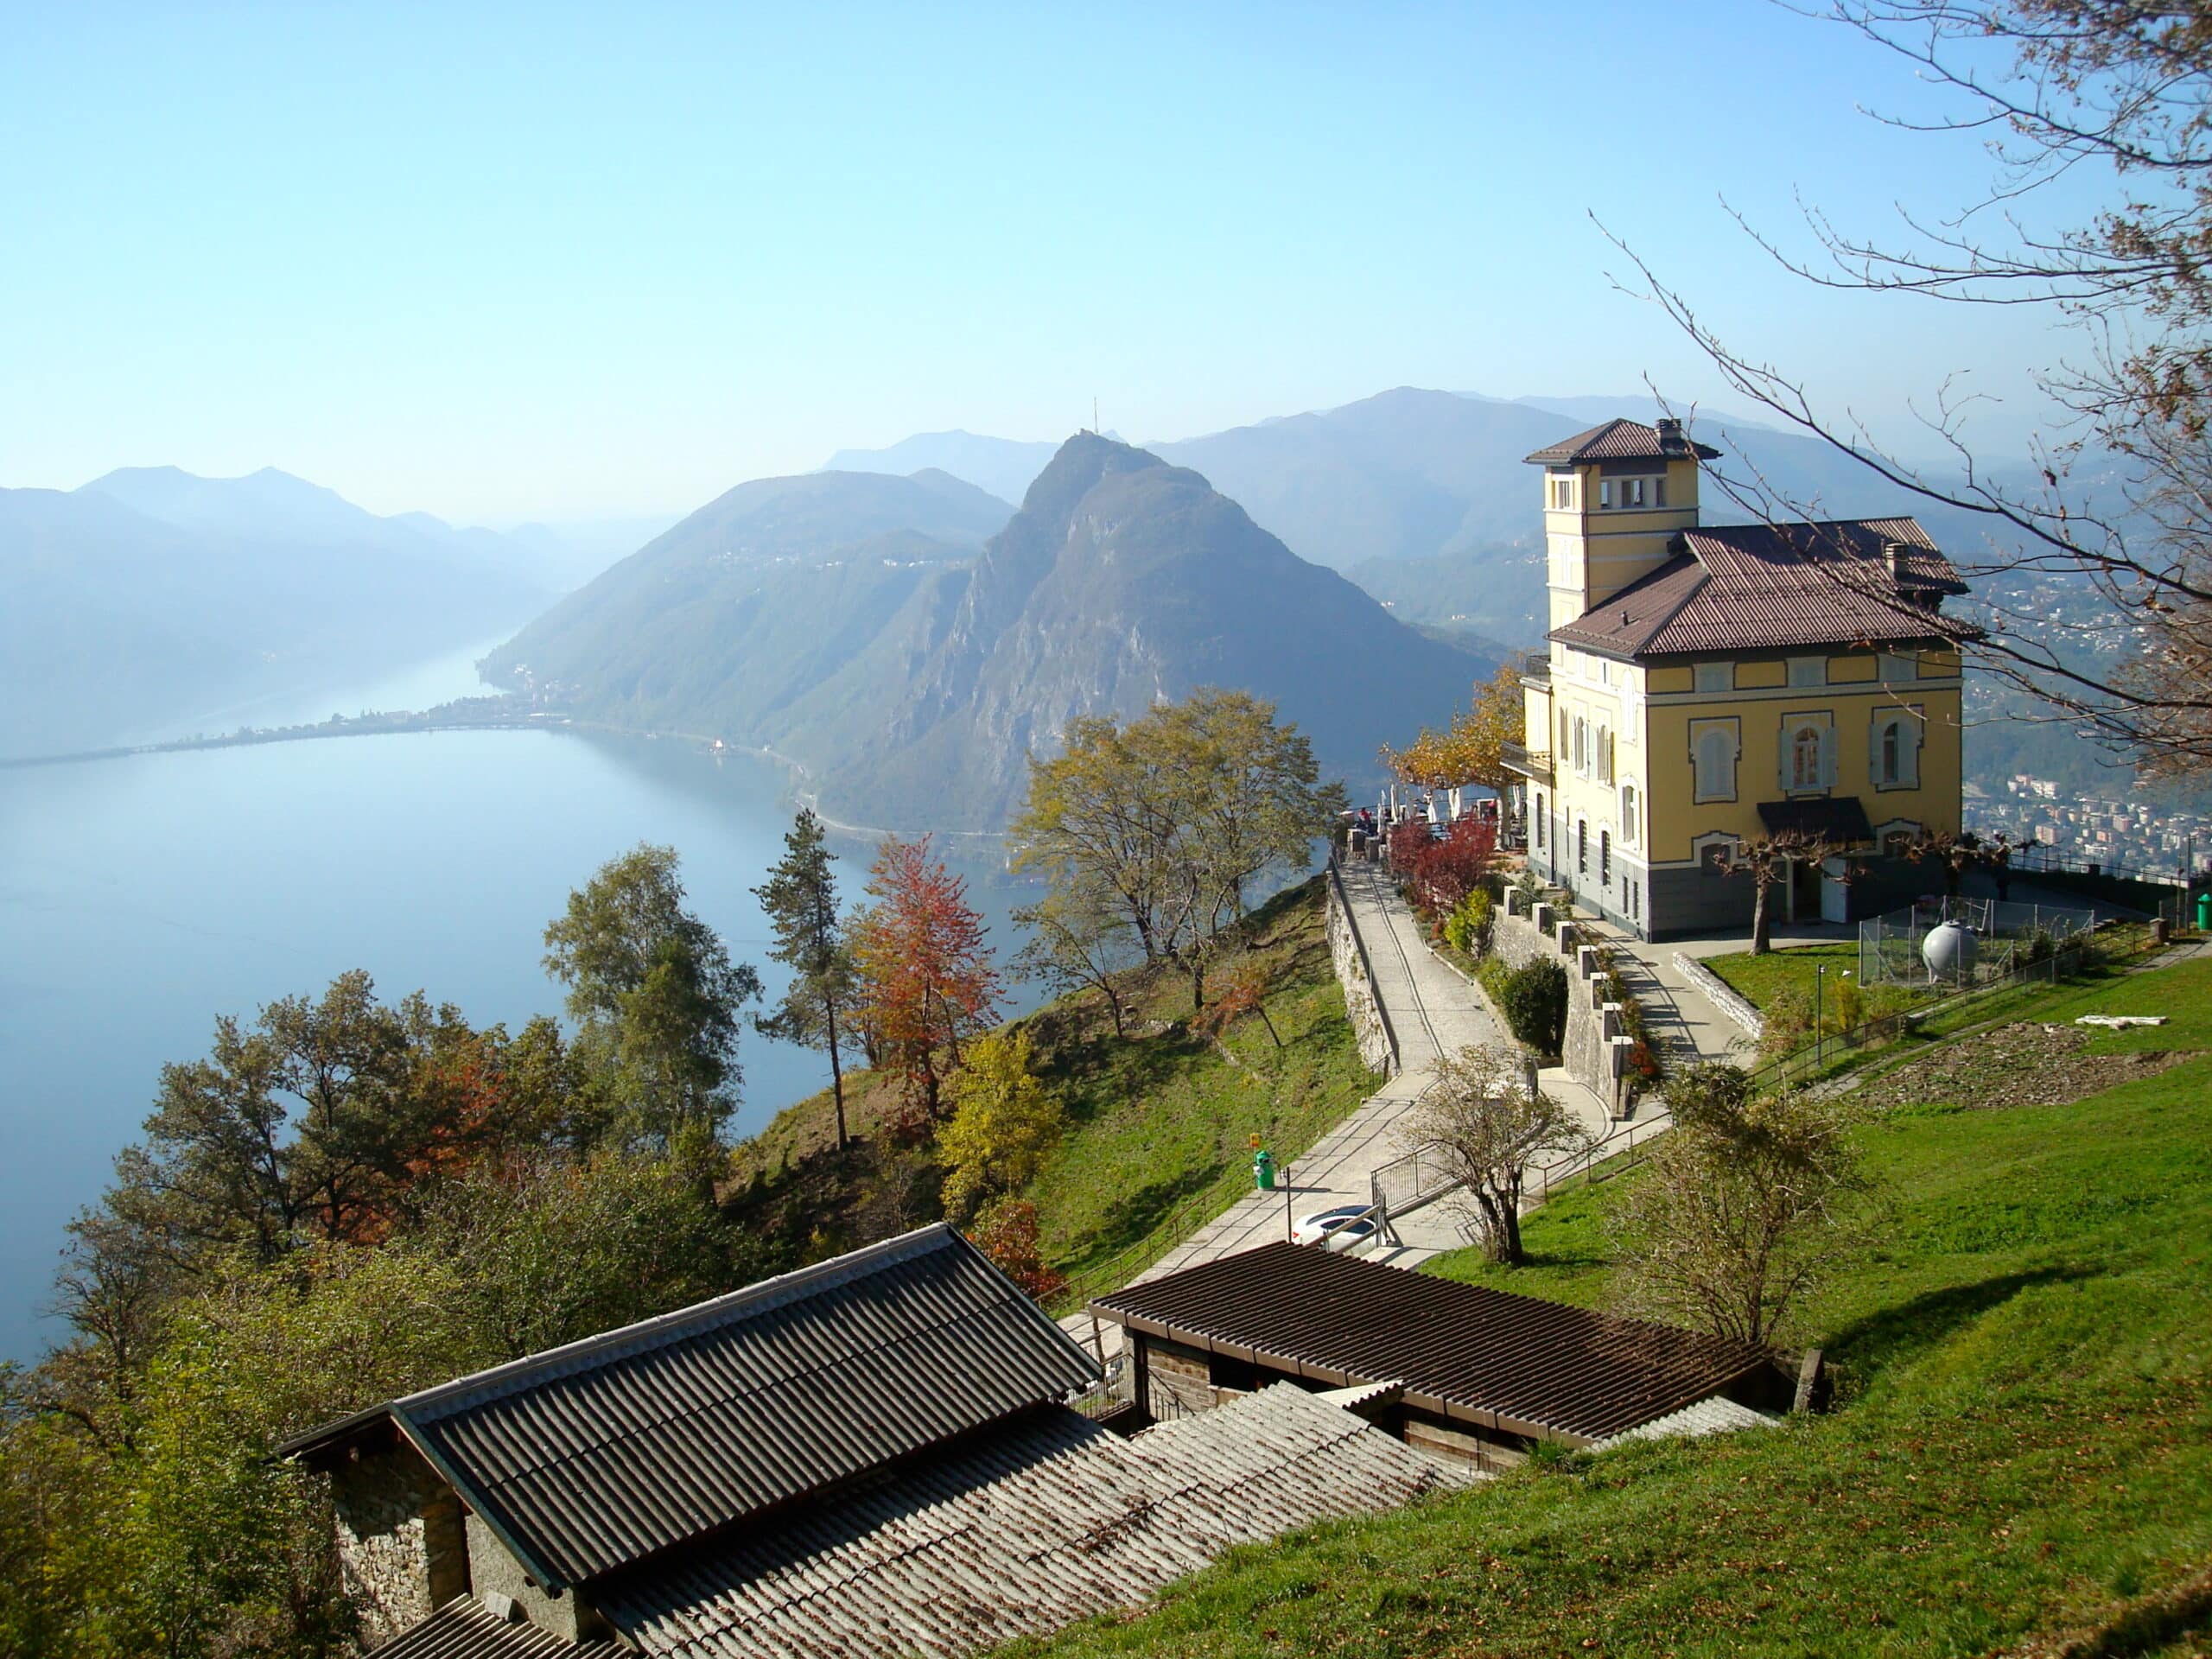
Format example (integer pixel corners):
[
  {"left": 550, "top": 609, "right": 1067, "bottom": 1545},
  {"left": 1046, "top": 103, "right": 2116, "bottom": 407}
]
[{"left": 752, "top": 809, "right": 859, "bottom": 1150}]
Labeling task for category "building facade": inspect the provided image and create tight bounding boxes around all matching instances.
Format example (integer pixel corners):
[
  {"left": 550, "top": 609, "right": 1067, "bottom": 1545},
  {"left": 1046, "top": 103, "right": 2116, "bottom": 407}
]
[{"left": 1505, "top": 418, "right": 1967, "bottom": 940}]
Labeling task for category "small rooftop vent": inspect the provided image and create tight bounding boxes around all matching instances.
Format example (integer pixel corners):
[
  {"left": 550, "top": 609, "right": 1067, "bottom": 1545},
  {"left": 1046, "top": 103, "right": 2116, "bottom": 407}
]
[{"left": 1656, "top": 416, "right": 1687, "bottom": 455}]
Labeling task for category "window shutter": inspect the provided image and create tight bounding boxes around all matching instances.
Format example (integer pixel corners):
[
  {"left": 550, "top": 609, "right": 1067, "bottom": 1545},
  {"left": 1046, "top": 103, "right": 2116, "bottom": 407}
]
[
  {"left": 1869, "top": 717, "right": 1883, "bottom": 786},
  {"left": 1819, "top": 725, "right": 1837, "bottom": 787},
  {"left": 1904, "top": 714, "right": 1922, "bottom": 787}
]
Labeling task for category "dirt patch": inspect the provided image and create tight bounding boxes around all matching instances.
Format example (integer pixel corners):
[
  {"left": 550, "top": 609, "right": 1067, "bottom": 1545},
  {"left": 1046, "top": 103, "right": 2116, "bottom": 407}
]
[{"left": 1848, "top": 1021, "right": 2197, "bottom": 1113}]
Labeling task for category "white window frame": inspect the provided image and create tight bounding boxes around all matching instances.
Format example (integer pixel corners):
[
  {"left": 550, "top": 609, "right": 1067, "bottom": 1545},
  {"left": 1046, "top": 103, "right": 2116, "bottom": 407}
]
[{"left": 1620, "top": 783, "right": 1640, "bottom": 846}]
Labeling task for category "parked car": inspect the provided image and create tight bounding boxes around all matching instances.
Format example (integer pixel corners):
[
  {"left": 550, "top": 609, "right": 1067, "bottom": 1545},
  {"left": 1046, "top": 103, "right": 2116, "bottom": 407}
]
[{"left": 1293, "top": 1205, "right": 1377, "bottom": 1246}]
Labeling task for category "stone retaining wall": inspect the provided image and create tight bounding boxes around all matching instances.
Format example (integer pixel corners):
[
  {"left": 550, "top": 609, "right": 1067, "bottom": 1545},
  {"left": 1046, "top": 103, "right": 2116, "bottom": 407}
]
[
  {"left": 1494, "top": 888, "right": 1632, "bottom": 1118},
  {"left": 1672, "top": 952, "right": 1766, "bottom": 1038},
  {"left": 1325, "top": 875, "right": 1396, "bottom": 1077}
]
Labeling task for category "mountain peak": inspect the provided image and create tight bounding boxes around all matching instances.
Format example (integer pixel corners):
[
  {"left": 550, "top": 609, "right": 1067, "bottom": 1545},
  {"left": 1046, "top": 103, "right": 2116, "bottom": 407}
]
[{"left": 1018, "top": 430, "right": 1166, "bottom": 514}]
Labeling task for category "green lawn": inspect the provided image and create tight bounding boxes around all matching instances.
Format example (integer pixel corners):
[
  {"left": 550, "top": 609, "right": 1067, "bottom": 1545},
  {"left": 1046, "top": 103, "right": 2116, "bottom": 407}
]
[
  {"left": 1007, "top": 954, "right": 2212, "bottom": 1659},
  {"left": 1700, "top": 938, "right": 1923, "bottom": 1021}
]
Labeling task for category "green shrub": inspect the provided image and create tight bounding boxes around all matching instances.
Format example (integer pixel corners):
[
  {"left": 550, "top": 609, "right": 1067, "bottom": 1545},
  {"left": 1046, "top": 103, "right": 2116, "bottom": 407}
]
[
  {"left": 1500, "top": 958, "right": 1569, "bottom": 1057},
  {"left": 1442, "top": 889, "right": 1494, "bottom": 958},
  {"left": 1478, "top": 953, "right": 1513, "bottom": 1014}
]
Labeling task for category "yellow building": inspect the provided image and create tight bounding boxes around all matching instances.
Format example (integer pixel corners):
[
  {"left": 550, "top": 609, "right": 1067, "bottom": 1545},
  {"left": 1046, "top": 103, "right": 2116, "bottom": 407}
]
[{"left": 1503, "top": 417, "right": 1966, "bottom": 940}]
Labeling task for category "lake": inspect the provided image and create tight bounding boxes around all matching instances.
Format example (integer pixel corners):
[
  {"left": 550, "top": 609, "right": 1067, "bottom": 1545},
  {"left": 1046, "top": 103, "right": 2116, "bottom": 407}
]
[{"left": 0, "top": 642, "right": 1039, "bottom": 1361}]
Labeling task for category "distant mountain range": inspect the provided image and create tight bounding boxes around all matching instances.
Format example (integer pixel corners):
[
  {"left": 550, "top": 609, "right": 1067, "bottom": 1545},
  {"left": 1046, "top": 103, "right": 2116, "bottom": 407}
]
[
  {"left": 486, "top": 435, "right": 1484, "bottom": 830},
  {"left": 823, "top": 388, "right": 2014, "bottom": 652},
  {"left": 0, "top": 467, "right": 585, "bottom": 757}
]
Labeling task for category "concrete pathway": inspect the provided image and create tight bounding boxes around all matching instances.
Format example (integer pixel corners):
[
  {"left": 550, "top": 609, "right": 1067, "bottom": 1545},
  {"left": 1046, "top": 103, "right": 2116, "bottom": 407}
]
[
  {"left": 1575, "top": 917, "right": 1770, "bottom": 1068},
  {"left": 1062, "top": 860, "right": 1619, "bottom": 1362}
]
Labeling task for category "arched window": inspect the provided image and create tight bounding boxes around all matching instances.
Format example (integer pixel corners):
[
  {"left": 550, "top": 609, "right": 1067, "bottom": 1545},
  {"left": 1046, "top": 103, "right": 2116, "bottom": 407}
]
[
  {"left": 1599, "top": 830, "right": 1611, "bottom": 886},
  {"left": 1790, "top": 723, "right": 1823, "bottom": 790},
  {"left": 1872, "top": 713, "right": 1921, "bottom": 788},
  {"left": 1577, "top": 819, "right": 1588, "bottom": 874},
  {"left": 1620, "top": 784, "right": 1639, "bottom": 845}
]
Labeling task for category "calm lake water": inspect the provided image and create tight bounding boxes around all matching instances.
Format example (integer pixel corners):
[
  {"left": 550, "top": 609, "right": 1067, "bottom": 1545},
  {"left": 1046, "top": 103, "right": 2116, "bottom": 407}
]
[{"left": 0, "top": 642, "right": 1036, "bottom": 1361}]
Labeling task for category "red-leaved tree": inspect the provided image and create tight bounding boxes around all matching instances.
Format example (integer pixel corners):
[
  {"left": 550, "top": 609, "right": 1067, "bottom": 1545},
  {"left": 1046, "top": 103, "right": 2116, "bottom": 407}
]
[
  {"left": 853, "top": 835, "right": 1001, "bottom": 1125},
  {"left": 1393, "top": 815, "right": 1498, "bottom": 918},
  {"left": 967, "top": 1198, "right": 1065, "bottom": 1302}
]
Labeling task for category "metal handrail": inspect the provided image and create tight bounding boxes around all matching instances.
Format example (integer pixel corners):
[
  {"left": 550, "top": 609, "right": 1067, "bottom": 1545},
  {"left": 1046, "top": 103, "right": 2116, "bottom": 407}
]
[
  {"left": 1534, "top": 1109, "right": 1675, "bottom": 1201},
  {"left": 1327, "top": 846, "right": 1402, "bottom": 1078}
]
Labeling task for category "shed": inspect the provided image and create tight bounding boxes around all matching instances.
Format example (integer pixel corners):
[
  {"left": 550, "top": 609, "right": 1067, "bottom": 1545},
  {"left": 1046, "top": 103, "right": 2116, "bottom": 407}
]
[{"left": 1091, "top": 1243, "right": 1785, "bottom": 1465}]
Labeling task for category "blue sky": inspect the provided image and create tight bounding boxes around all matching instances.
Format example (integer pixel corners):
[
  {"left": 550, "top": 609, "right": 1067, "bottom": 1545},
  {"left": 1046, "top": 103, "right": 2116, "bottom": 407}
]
[{"left": 2, "top": 3, "right": 2103, "bottom": 522}]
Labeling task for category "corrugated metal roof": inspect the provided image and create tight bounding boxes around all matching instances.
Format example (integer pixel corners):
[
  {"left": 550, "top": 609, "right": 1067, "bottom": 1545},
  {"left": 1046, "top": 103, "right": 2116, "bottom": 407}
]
[
  {"left": 1549, "top": 517, "right": 1967, "bottom": 659},
  {"left": 372, "top": 1598, "right": 619, "bottom": 1659},
  {"left": 1596, "top": 1394, "right": 1780, "bottom": 1448},
  {"left": 286, "top": 1225, "right": 1099, "bottom": 1592},
  {"left": 593, "top": 1386, "right": 1468, "bottom": 1659},
  {"left": 1523, "top": 417, "right": 1721, "bottom": 465},
  {"left": 1092, "top": 1243, "right": 1770, "bottom": 1443}
]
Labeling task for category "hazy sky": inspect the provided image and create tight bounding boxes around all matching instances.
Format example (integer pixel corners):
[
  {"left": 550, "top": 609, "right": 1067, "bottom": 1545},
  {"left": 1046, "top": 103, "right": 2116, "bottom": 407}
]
[{"left": 3, "top": 3, "right": 2107, "bottom": 523}]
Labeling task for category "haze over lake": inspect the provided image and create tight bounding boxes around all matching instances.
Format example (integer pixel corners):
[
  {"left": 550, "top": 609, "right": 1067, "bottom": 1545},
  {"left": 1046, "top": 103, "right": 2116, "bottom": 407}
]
[{"left": 0, "top": 643, "right": 1036, "bottom": 1361}]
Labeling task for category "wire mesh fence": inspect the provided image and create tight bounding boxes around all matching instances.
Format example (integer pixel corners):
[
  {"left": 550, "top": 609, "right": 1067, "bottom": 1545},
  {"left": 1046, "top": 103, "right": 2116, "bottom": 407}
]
[{"left": 1859, "top": 896, "right": 2100, "bottom": 990}]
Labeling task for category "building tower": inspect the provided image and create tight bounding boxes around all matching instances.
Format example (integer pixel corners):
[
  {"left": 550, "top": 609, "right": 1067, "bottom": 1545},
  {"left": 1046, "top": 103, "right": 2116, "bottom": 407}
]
[{"left": 1526, "top": 417, "right": 1718, "bottom": 634}]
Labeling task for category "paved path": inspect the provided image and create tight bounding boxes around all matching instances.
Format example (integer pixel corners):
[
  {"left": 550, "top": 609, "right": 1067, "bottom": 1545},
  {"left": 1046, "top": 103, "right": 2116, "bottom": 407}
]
[
  {"left": 1062, "top": 861, "right": 1615, "bottom": 1361},
  {"left": 1575, "top": 916, "right": 1763, "bottom": 1068}
]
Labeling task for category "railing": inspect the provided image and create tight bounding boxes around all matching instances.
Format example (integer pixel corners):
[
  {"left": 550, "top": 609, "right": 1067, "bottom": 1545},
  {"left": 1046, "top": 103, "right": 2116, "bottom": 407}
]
[
  {"left": 1326, "top": 846, "right": 1402, "bottom": 1077},
  {"left": 1370, "top": 1140, "right": 1459, "bottom": 1218},
  {"left": 1532, "top": 1109, "right": 1675, "bottom": 1202},
  {"left": 1501, "top": 741, "right": 1554, "bottom": 785}
]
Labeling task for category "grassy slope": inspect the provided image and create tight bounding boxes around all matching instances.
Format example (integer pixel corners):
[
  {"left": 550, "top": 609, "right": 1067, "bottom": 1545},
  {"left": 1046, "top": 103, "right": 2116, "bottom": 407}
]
[
  {"left": 1008, "top": 957, "right": 2212, "bottom": 1658},
  {"left": 730, "top": 876, "right": 1377, "bottom": 1298}
]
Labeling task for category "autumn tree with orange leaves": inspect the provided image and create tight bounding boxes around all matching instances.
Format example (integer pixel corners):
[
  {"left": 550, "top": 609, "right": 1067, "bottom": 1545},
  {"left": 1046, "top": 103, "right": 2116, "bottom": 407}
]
[{"left": 852, "top": 835, "right": 1001, "bottom": 1125}]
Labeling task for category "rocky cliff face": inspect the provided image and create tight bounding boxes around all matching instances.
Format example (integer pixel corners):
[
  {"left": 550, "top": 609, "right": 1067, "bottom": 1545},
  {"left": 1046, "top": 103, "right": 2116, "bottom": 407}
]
[
  {"left": 490, "top": 437, "right": 1490, "bottom": 830},
  {"left": 798, "top": 434, "right": 1489, "bottom": 826}
]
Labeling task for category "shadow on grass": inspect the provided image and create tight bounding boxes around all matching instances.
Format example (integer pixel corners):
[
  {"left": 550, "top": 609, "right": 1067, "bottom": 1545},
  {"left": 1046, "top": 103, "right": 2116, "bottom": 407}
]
[
  {"left": 1824, "top": 1264, "right": 2098, "bottom": 1382},
  {"left": 1064, "top": 1165, "right": 1224, "bottom": 1269}
]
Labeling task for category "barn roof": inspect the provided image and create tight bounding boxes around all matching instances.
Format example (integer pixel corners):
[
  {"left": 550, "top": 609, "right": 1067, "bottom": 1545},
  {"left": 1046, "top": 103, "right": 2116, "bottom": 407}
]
[
  {"left": 1093, "top": 1243, "right": 1771, "bottom": 1444},
  {"left": 281, "top": 1224, "right": 1098, "bottom": 1592}
]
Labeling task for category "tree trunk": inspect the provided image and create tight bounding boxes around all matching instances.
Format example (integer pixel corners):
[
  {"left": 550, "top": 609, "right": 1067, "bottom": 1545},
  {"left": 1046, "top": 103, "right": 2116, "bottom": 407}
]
[
  {"left": 825, "top": 1001, "right": 848, "bottom": 1152},
  {"left": 1254, "top": 1001, "right": 1282, "bottom": 1048},
  {"left": 1101, "top": 981, "right": 1126, "bottom": 1039},
  {"left": 1751, "top": 872, "right": 1774, "bottom": 955}
]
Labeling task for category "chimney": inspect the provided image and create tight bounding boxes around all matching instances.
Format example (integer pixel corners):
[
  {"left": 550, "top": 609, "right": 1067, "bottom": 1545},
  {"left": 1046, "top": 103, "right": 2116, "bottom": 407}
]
[
  {"left": 1656, "top": 416, "right": 1685, "bottom": 454},
  {"left": 1883, "top": 540, "right": 1908, "bottom": 581}
]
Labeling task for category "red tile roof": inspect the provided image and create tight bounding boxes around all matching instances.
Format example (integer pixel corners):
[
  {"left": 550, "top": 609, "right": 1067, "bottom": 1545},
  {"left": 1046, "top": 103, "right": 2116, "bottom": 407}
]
[
  {"left": 1523, "top": 417, "right": 1721, "bottom": 465},
  {"left": 1548, "top": 517, "right": 1968, "bottom": 659}
]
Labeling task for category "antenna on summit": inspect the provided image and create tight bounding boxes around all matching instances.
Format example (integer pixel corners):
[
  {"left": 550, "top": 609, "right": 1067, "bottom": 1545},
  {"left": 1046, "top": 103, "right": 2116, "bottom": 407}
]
[{"left": 1092, "top": 397, "right": 1099, "bottom": 435}]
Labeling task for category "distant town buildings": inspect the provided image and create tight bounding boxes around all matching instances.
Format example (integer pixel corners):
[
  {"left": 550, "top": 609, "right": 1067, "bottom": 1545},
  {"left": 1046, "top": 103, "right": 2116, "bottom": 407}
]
[{"left": 1973, "top": 775, "right": 2212, "bottom": 880}]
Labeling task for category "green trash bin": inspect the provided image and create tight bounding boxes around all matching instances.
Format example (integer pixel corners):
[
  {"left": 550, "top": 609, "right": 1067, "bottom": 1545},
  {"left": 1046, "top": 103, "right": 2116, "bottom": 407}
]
[
  {"left": 1253, "top": 1149, "right": 1275, "bottom": 1192},
  {"left": 2196, "top": 890, "right": 2211, "bottom": 932}
]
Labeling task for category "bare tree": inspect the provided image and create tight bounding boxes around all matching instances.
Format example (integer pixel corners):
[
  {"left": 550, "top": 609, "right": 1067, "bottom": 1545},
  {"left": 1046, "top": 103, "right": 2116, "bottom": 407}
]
[
  {"left": 1721, "top": 831, "right": 1845, "bottom": 955},
  {"left": 1612, "top": 1064, "right": 1876, "bottom": 1348},
  {"left": 1402, "top": 1043, "right": 1590, "bottom": 1265},
  {"left": 1608, "top": 2, "right": 2212, "bottom": 777}
]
